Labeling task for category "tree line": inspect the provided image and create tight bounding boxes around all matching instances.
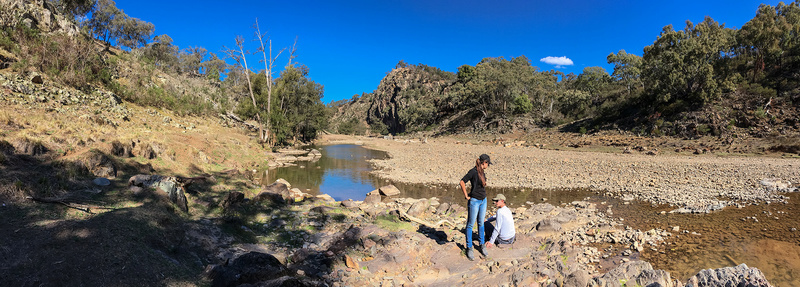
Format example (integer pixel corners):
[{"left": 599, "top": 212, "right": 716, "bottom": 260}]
[{"left": 335, "top": 1, "right": 800, "bottom": 136}]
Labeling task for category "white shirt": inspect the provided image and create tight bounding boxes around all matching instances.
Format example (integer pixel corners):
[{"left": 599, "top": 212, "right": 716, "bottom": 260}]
[{"left": 488, "top": 206, "right": 515, "bottom": 244}]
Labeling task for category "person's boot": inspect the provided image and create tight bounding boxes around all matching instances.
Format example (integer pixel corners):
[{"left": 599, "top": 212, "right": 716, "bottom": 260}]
[
  {"left": 466, "top": 248, "right": 475, "bottom": 261},
  {"left": 479, "top": 244, "right": 488, "bottom": 257}
]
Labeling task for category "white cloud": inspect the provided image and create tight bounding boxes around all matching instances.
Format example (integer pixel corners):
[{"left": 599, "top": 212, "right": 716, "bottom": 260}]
[{"left": 539, "top": 56, "right": 574, "bottom": 68}]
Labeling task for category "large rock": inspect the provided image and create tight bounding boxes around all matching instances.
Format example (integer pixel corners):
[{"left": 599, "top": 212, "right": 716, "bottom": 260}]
[
  {"left": 594, "top": 261, "right": 673, "bottom": 287},
  {"left": 378, "top": 185, "right": 401, "bottom": 196},
  {"left": 110, "top": 140, "right": 134, "bottom": 157},
  {"left": 685, "top": 263, "right": 774, "bottom": 287},
  {"left": 406, "top": 199, "right": 430, "bottom": 217},
  {"left": 221, "top": 191, "right": 245, "bottom": 209},
  {"left": 206, "top": 252, "right": 289, "bottom": 287},
  {"left": 564, "top": 269, "right": 591, "bottom": 287},
  {"left": 84, "top": 151, "right": 117, "bottom": 178},
  {"left": 536, "top": 218, "right": 562, "bottom": 232},
  {"left": 363, "top": 190, "right": 382, "bottom": 204},
  {"left": 128, "top": 174, "right": 188, "bottom": 212}
]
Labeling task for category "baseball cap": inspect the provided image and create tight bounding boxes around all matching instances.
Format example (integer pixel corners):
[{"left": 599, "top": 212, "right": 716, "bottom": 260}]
[{"left": 479, "top": 154, "right": 492, "bottom": 165}]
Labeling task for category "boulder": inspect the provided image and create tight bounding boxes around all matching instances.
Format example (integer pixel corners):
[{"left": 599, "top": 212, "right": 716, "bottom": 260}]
[
  {"left": 378, "top": 185, "right": 401, "bottom": 196},
  {"left": 92, "top": 177, "right": 111, "bottom": 186},
  {"left": 341, "top": 199, "right": 360, "bottom": 208},
  {"left": 536, "top": 219, "right": 562, "bottom": 232},
  {"left": 314, "top": 194, "right": 335, "bottom": 203},
  {"left": 221, "top": 191, "right": 245, "bottom": 209},
  {"left": 206, "top": 252, "right": 289, "bottom": 287},
  {"left": 363, "top": 192, "right": 381, "bottom": 204},
  {"left": 406, "top": 199, "right": 430, "bottom": 217},
  {"left": 563, "top": 269, "right": 591, "bottom": 287},
  {"left": 127, "top": 174, "right": 188, "bottom": 212},
  {"left": 685, "top": 263, "right": 774, "bottom": 287},
  {"left": 84, "top": 151, "right": 117, "bottom": 178},
  {"left": 436, "top": 202, "right": 451, "bottom": 215},
  {"left": 594, "top": 261, "right": 669, "bottom": 287},
  {"left": 110, "top": 140, "right": 134, "bottom": 157}
]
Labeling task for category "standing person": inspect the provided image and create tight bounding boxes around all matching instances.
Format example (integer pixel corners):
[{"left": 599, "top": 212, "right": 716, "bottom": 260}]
[
  {"left": 459, "top": 153, "right": 492, "bottom": 261},
  {"left": 485, "top": 194, "right": 516, "bottom": 249}
]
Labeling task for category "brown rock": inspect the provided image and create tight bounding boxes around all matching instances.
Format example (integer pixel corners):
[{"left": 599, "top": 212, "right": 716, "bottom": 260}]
[
  {"left": 379, "top": 185, "right": 401, "bottom": 196},
  {"left": 345, "top": 255, "right": 359, "bottom": 269},
  {"left": 221, "top": 191, "right": 245, "bottom": 209}
]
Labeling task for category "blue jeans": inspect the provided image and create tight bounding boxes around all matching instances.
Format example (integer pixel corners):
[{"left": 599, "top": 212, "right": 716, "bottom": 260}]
[{"left": 465, "top": 197, "right": 486, "bottom": 249}]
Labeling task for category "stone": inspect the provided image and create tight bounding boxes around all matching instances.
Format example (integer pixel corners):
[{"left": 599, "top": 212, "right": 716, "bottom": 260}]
[
  {"left": 563, "top": 269, "right": 590, "bottom": 287},
  {"left": 92, "top": 177, "right": 111, "bottom": 186},
  {"left": 315, "top": 194, "right": 335, "bottom": 203},
  {"left": 536, "top": 219, "right": 562, "bottom": 232},
  {"left": 221, "top": 191, "right": 245, "bottom": 209},
  {"left": 110, "top": 140, "right": 134, "bottom": 157},
  {"left": 685, "top": 263, "right": 773, "bottom": 287},
  {"left": 406, "top": 199, "right": 430, "bottom": 217},
  {"left": 206, "top": 252, "right": 289, "bottom": 287},
  {"left": 341, "top": 199, "right": 360, "bottom": 208},
  {"left": 378, "top": 185, "right": 401, "bottom": 196},
  {"left": 127, "top": 174, "right": 188, "bottom": 211},
  {"left": 364, "top": 192, "right": 381, "bottom": 204},
  {"left": 84, "top": 151, "right": 117, "bottom": 178}
]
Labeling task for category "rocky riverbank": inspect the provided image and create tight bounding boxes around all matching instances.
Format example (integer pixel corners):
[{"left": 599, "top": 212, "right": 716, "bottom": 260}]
[
  {"left": 209, "top": 177, "right": 774, "bottom": 286},
  {"left": 321, "top": 135, "right": 800, "bottom": 212}
]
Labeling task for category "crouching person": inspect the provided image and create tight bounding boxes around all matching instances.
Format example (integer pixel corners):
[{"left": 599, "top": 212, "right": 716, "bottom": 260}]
[{"left": 486, "top": 194, "right": 515, "bottom": 249}]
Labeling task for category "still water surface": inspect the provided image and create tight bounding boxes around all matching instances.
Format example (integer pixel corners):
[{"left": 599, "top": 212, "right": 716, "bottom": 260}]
[{"left": 260, "top": 144, "right": 800, "bottom": 286}]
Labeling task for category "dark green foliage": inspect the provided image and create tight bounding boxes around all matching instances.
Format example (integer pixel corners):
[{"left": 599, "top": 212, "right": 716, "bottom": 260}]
[
  {"left": 236, "top": 65, "right": 327, "bottom": 145},
  {"left": 642, "top": 17, "right": 736, "bottom": 112}
]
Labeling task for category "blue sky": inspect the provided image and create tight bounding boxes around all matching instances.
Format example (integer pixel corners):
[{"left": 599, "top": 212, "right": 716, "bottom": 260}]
[{"left": 114, "top": 0, "right": 781, "bottom": 104}]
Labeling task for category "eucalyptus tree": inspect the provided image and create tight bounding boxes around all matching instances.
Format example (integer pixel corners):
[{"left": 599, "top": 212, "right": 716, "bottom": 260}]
[
  {"left": 607, "top": 50, "right": 643, "bottom": 96},
  {"left": 641, "top": 17, "right": 736, "bottom": 113},
  {"left": 86, "top": 0, "right": 153, "bottom": 50},
  {"left": 272, "top": 64, "right": 327, "bottom": 143}
]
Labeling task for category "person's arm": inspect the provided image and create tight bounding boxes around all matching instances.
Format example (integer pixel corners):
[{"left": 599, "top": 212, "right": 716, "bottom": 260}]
[
  {"left": 459, "top": 180, "right": 469, "bottom": 200},
  {"left": 488, "top": 214, "right": 501, "bottom": 246}
]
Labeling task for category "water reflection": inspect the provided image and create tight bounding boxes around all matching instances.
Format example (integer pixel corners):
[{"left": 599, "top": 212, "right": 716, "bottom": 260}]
[
  {"left": 260, "top": 144, "right": 596, "bottom": 205},
  {"left": 260, "top": 145, "right": 387, "bottom": 201}
]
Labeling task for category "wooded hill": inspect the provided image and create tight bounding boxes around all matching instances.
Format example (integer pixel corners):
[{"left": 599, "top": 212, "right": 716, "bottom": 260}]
[
  {"left": 0, "top": 0, "right": 328, "bottom": 146},
  {"left": 331, "top": 2, "right": 800, "bottom": 142}
]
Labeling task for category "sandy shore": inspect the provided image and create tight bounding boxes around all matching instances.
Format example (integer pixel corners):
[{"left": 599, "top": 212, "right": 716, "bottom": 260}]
[{"left": 321, "top": 134, "right": 800, "bottom": 209}]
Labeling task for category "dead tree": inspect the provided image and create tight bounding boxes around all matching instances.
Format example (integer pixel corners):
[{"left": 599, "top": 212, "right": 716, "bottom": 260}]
[{"left": 222, "top": 36, "right": 266, "bottom": 143}]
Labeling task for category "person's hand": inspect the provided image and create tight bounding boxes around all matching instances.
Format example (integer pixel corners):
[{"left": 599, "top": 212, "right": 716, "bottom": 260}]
[
  {"left": 465, "top": 195, "right": 471, "bottom": 200},
  {"left": 486, "top": 242, "right": 493, "bottom": 248}
]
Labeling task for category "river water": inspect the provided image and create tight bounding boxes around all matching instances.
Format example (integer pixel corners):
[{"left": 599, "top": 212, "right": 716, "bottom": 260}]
[{"left": 260, "top": 144, "right": 800, "bottom": 286}]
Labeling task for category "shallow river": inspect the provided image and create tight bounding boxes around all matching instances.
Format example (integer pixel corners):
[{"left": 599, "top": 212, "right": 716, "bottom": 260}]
[{"left": 261, "top": 145, "right": 800, "bottom": 286}]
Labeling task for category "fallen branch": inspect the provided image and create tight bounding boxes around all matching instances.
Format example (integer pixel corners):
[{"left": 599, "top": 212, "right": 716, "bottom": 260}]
[
  {"left": 26, "top": 196, "right": 114, "bottom": 214},
  {"left": 396, "top": 208, "right": 455, "bottom": 229}
]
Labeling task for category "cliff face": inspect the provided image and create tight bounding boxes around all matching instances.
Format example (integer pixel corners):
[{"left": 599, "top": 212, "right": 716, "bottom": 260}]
[
  {"left": 367, "top": 66, "right": 453, "bottom": 134},
  {"left": 332, "top": 65, "right": 455, "bottom": 135},
  {"left": 0, "top": 0, "right": 80, "bottom": 35}
]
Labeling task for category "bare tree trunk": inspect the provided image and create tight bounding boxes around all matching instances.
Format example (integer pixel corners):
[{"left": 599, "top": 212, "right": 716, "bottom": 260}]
[
  {"left": 223, "top": 36, "right": 264, "bottom": 143},
  {"left": 255, "top": 20, "right": 295, "bottom": 146}
]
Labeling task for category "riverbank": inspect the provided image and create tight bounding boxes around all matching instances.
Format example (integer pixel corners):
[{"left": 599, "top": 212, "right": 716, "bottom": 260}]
[{"left": 318, "top": 134, "right": 800, "bottom": 211}]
